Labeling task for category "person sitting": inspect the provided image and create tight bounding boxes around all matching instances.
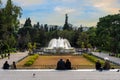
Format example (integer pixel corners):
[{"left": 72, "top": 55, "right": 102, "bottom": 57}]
[
  {"left": 65, "top": 59, "right": 72, "bottom": 70},
  {"left": 103, "top": 60, "right": 110, "bottom": 70},
  {"left": 56, "top": 59, "right": 65, "bottom": 70},
  {"left": 95, "top": 60, "right": 102, "bottom": 71},
  {"left": 11, "top": 61, "right": 17, "bottom": 69},
  {"left": 3, "top": 61, "right": 10, "bottom": 69}
]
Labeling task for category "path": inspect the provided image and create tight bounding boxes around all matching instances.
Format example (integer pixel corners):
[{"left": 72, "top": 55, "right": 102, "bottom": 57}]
[
  {"left": 0, "top": 51, "right": 120, "bottom": 80},
  {"left": 92, "top": 52, "right": 120, "bottom": 65},
  {"left": 0, "top": 69, "right": 120, "bottom": 80},
  {"left": 0, "top": 51, "right": 28, "bottom": 68}
]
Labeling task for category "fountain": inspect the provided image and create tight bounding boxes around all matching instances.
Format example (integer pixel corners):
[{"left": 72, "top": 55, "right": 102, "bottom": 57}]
[{"left": 44, "top": 37, "right": 75, "bottom": 53}]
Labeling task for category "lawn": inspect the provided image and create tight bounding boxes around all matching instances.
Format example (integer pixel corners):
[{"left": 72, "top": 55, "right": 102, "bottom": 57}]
[{"left": 17, "top": 55, "right": 95, "bottom": 69}]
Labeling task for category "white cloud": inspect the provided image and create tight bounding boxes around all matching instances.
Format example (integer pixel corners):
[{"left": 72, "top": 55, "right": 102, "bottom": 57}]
[
  {"left": 53, "top": 0, "right": 77, "bottom": 3},
  {"left": 54, "top": 6, "right": 76, "bottom": 14},
  {"left": 92, "top": 0, "right": 119, "bottom": 13},
  {"left": 13, "top": 0, "right": 44, "bottom": 7},
  {"left": 14, "top": 0, "right": 120, "bottom": 27}
]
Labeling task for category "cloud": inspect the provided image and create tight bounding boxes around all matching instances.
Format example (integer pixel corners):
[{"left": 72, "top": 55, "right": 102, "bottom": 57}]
[
  {"left": 4, "top": 0, "right": 119, "bottom": 27},
  {"left": 92, "top": 0, "right": 119, "bottom": 13},
  {"left": 54, "top": 6, "right": 76, "bottom": 14},
  {"left": 13, "top": 0, "right": 44, "bottom": 7},
  {"left": 53, "top": 0, "right": 77, "bottom": 3}
]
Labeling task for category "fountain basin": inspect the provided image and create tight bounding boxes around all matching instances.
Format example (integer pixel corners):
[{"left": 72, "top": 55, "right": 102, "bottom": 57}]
[{"left": 44, "top": 37, "right": 75, "bottom": 53}]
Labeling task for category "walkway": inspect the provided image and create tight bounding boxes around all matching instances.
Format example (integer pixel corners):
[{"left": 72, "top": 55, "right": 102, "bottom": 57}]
[
  {"left": 0, "top": 51, "right": 120, "bottom": 80},
  {"left": 0, "top": 51, "right": 28, "bottom": 68},
  {"left": 0, "top": 69, "right": 120, "bottom": 80},
  {"left": 92, "top": 52, "right": 120, "bottom": 65}
]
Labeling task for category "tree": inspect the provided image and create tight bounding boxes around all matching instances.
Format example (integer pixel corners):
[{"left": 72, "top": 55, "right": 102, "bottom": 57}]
[
  {"left": 0, "top": 0, "right": 22, "bottom": 52},
  {"left": 78, "top": 26, "right": 83, "bottom": 32},
  {"left": 44, "top": 24, "right": 48, "bottom": 32},
  {"left": 25, "top": 31, "right": 31, "bottom": 44},
  {"left": 27, "top": 42, "right": 33, "bottom": 54},
  {"left": 63, "top": 14, "right": 73, "bottom": 30},
  {"left": 24, "top": 18, "right": 32, "bottom": 27},
  {"left": 3, "top": 33, "right": 16, "bottom": 48},
  {"left": 4, "top": 0, "right": 22, "bottom": 33},
  {"left": 0, "top": 40, "right": 4, "bottom": 54},
  {"left": 86, "top": 27, "right": 96, "bottom": 48},
  {"left": 34, "top": 22, "right": 40, "bottom": 29},
  {"left": 81, "top": 42, "right": 85, "bottom": 49},
  {"left": 96, "top": 14, "right": 120, "bottom": 54},
  {"left": 77, "top": 32, "right": 89, "bottom": 48}
]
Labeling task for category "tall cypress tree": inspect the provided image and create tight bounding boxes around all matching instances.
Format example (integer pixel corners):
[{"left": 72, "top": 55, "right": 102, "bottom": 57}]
[{"left": 63, "top": 14, "right": 69, "bottom": 30}]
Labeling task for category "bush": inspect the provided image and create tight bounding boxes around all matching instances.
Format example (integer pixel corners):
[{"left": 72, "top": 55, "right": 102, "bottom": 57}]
[
  {"left": 83, "top": 53, "right": 120, "bottom": 69},
  {"left": 24, "top": 54, "right": 39, "bottom": 66},
  {"left": 83, "top": 53, "right": 104, "bottom": 65},
  {"left": 24, "top": 61, "right": 33, "bottom": 66}
]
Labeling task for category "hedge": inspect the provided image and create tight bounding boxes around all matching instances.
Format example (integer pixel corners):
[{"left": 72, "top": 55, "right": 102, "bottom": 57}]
[
  {"left": 24, "top": 54, "right": 39, "bottom": 66},
  {"left": 83, "top": 53, "right": 104, "bottom": 65}
]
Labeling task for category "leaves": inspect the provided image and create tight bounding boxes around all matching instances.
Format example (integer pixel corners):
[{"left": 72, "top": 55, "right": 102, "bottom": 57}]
[
  {"left": 0, "top": 0, "right": 22, "bottom": 53},
  {"left": 96, "top": 14, "right": 120, "bottom": 53}
]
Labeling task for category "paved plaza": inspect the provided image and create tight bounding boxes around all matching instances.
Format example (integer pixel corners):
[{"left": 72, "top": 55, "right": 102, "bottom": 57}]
[
  {"left": 0, "top": 51, "right": 120, "bottom": 80},
  {"left": 0, "top": 51, "right": 28, "bottom": 68},
  {"left": 0, "top": 69, "right": 120, "bottom": 80}
]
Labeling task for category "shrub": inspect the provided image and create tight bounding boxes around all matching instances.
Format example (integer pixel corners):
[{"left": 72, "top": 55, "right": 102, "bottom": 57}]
[
  {"left": 24, "top": 54, "right": 39, "bottom": 66},
  {"left": 83, "top": 53, "right": 104, "bottom": 65},
  {"left": 24, "top": 61, "right": 33, "bottom": 66}
]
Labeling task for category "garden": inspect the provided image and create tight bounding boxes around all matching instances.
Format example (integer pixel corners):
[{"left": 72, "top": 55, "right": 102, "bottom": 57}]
[{"left": 16, "top": 53, "right": 120, "bottom": 69}]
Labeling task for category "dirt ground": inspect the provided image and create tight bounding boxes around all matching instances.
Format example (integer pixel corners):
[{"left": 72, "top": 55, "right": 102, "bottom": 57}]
[{"left": 17, "top": 55, "right": 94, "bottom": 69}]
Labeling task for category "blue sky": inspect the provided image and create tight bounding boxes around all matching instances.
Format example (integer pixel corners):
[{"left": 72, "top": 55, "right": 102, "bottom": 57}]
[{"left": 3, "top": 0, "right": 120, "bottom": 27}]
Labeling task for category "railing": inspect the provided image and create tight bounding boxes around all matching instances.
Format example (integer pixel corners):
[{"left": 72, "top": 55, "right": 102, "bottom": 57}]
[{"left": 17, "top": 65, "right": 95, "bottom": 69}]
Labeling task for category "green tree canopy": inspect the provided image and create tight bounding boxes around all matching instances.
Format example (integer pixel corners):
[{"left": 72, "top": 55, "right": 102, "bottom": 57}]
[
  {"left": 96, "top": 13, "right": 120, "bottom": 53},
  {"left": 0, "top": 0, "right": 22, "bottom": 53}
]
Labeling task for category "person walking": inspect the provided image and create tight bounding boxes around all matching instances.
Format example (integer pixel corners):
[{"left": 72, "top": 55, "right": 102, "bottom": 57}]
[{"left": 8, "top": 53, "right": 10, "bottom": 59}]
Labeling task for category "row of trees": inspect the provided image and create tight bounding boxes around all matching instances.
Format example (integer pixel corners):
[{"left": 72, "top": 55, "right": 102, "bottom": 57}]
[
  {"left": 17, "top": 18, "right": 100, "bottom": 49},
  {"left": 17, "top": 14, "right": 120, "bottom": 55},
  {"left": 18, "top": 18, "right": 85, "bottom": 49},
  {"left": 0, "top": 0, "right": 120, "bottom": 55}
]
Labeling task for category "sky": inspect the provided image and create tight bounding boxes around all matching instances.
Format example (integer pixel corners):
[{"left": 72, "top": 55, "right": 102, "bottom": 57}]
[{"left": 2, "top": 0, "right": 120, "bottom": 27}]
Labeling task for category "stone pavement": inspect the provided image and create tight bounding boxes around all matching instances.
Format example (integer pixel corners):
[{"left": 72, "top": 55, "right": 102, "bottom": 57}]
[
  {"left": 92, "top": 52, "right": 120, "bottom": 65},
  {"left": 0, "top": 51, "right": 28, "bottom": 68},
  {"left": 0, "top": 51, "right": 120, "bottom": 80},
  {"left": 0, "top": 69, "right": 120, "bottom": 80}
]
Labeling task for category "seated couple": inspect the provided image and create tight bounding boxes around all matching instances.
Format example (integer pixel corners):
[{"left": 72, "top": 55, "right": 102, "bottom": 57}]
[
  {"left": 56, "top": 59, "right": 72, "bottom": 70},
  {"left": 95, "top": 59, "right": 111, "bottom": 71}
]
